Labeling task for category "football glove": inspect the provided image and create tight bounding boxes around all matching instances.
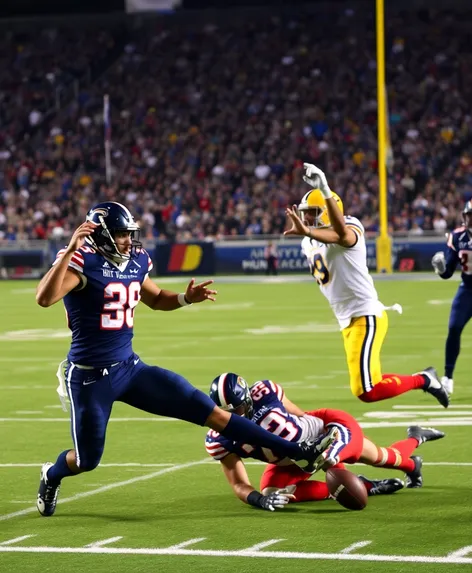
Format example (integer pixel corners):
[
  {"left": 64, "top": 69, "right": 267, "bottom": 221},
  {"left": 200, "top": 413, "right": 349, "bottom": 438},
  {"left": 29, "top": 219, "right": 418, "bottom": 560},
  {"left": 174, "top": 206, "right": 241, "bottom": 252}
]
[
  {"left": 247, "top": 489, "right": 295, "bottom": 511},
  {"left": 432, "top": 251, "right": 446, "bottom": 275},
  {"left": 302, "top": 163, "right": 333, "bottom": 199}
]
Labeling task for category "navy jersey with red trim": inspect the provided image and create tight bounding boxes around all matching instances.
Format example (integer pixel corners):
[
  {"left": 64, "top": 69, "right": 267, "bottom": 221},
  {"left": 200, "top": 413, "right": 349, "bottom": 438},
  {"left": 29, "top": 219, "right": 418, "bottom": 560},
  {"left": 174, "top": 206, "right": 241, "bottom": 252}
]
[
  {"left": 440, "top": 228, "right": 472, "bottom": 288},
  {"left": 53, "top": 245, "right": 153, "bottom": 366},
  {"left": 205, "top": 380, "right": 307, "bottom": 464}
]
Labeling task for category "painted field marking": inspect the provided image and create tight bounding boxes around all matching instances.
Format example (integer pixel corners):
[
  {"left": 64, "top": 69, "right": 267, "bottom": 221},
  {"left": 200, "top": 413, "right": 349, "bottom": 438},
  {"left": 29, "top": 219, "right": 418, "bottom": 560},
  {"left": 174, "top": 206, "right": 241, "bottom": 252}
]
[
  {"left": 166, "top": 538, "right": 206, "bottom": 550},
  {"left": 14, "top": 411, "right": 43, "bottom": 415},
  {"left": 1, "top": 418, "right": 472, "bottom": 429},
  {"left": 0, "top": 535, "right": 36, "bottom": 546},
  {"left": 393, "top": 405, "right": 472, "bottom": 409},
  {"left": 0, "top": 544, "right": 471, "bottom": 564},
  {"left": 1, "top": 462, "right": 472, "bottom": 469},
  {"left": 364, "top": 411, "right": 472, "bottom": 418},
  {"left": 0, "top": 463, "right": 175, "bottom": 468},
  {"left": 0, "top": 459, "right": 209, "bottom": 522},
  {"left": 340, "top": 541, "right": 372, "bottom": 554},
  {"left": 0, "top": 418, "right": 180, "bottom": 422},
  {"left": 242, "top": 539, "right": 285, "bottom": 552},
  {"left": 85, "top": 537, "right": 123, "bottom": 548},
  {"left": 448, "top": 546, "right": 472, "bottom": 558}
]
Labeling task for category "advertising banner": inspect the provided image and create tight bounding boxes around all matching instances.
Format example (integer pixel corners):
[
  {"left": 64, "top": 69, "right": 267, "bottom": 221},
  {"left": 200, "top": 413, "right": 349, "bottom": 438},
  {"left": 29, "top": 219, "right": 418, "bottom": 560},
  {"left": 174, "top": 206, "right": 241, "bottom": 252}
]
[{"left": 153, "top": 242, "right": 215, "bottom": 276}]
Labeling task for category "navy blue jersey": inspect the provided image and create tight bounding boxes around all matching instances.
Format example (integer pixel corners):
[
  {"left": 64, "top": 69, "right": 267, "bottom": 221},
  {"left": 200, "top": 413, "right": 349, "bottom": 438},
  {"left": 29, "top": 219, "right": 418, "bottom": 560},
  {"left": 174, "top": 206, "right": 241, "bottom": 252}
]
[
  {"left": 205, "top": 380, "right": 323, "bottom": 464},
  {"left": 53, "top": 245, "right": 153, "bottom": 366},
  {"left": 440, "top": 227, "right": 472, "bottom": 288}
]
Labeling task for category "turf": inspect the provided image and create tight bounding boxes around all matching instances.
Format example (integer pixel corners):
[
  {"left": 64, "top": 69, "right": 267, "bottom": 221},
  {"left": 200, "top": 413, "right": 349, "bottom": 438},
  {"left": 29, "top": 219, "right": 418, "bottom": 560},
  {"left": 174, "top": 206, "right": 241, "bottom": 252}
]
[{"left": 0, "top": 276, "right": 471, "bottom": 573}]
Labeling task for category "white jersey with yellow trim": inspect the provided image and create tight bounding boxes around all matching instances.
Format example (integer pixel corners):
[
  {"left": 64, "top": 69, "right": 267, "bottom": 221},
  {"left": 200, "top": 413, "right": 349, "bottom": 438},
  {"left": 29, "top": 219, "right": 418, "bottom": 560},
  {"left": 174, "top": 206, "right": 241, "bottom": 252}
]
[{"left": 301, "top": 216, "right": 384, "bottom": 330}]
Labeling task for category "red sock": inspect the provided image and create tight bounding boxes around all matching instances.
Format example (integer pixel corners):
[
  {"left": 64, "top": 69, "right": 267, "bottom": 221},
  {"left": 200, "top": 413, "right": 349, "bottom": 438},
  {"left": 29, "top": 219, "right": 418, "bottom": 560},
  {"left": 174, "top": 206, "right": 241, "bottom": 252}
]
[
  {"left": 359, "top": 374, "right": 425, "bottom": 402},
  {"left": 291, "top": 480, "right": 329, "bottom": 502},
  {"left": 372, "top": 443, "right": 416, "bottom": 473},
  {"left": 390, "top": 437, "right": 419, "bottom": 460}
]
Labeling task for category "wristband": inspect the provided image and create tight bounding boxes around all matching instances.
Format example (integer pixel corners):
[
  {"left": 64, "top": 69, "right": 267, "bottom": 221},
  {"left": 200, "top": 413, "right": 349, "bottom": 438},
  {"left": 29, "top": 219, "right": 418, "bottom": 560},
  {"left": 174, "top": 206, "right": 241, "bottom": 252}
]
[
  {"left": 177, "top": 293, "right": 192, "bottom": 307},
  {"left": 247, "top": 490, "right": 264, "bottom": 508}
]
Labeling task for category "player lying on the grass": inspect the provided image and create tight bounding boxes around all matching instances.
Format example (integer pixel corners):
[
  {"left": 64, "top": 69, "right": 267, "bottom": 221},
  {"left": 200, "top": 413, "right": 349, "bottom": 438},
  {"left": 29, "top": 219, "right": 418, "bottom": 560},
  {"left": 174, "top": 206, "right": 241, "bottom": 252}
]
[
  {"left": 205, "top": 373, "right": 444, "bottom": 511},
  {"left": 284, "top": 162, "right": 449, "bottom": 408},
  {"left": 34, "top": 202, "right": 335, "bottom": 517},
  {"left": 431, "top": 199, "right": 472, "bottom": 395}
]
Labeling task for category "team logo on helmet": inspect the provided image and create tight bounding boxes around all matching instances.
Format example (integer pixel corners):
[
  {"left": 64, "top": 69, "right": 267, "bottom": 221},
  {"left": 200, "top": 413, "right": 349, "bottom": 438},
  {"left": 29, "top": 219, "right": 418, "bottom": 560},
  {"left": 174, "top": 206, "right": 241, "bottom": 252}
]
[{"left": 88, "top": 207, "right": 109, "bottom": 219}]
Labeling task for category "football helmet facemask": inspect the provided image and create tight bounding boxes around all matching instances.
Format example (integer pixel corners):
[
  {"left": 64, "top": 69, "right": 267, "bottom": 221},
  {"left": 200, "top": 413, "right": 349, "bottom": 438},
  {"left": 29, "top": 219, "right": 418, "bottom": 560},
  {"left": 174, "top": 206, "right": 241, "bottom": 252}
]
[
  {"left": 85, "top": 201, "right": 141, "bottom": 262},
  {"left": 209, "top": 373, "right": 254, "bottom": 419},
  {"left": 298, "top": 188, "right": 344, "bottom": 228},
  {"left": 462, "top": 200, "right": 472, "bottom": 232}
]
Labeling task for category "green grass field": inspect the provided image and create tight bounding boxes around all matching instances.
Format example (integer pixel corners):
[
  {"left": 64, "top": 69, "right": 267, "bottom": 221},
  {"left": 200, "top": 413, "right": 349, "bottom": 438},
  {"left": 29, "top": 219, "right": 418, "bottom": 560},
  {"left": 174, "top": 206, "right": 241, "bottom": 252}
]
[{"left": 0, "top": 276, "right": 471, "bottom": 573}]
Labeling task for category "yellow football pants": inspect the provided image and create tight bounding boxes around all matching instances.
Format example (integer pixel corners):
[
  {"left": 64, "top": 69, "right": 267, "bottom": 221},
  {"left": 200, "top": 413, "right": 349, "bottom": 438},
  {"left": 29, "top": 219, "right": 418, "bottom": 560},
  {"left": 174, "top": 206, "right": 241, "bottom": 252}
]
[{"left": 342, "top": 311, "right": 389, "bottom": 396}]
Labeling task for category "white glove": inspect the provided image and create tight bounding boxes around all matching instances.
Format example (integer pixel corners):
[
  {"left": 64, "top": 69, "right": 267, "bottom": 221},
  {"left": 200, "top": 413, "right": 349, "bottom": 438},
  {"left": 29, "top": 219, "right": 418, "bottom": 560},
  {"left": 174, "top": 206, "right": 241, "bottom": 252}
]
[
  {"left": 303, "top": 163, "right": 333, "bottom": 199},
  {"left": 259, "top": 489, "right": 295, "bottom": 511},
  {"left": 432, "top": 251, "right": 446, "bottom": 275}
]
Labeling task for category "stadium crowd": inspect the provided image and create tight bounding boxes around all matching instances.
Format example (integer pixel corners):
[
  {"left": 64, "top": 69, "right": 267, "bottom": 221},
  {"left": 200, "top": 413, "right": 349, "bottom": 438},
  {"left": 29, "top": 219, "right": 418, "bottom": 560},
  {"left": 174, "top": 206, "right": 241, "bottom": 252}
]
[{"left": 0, "top": 7, "right": 471, "bottom": 243}]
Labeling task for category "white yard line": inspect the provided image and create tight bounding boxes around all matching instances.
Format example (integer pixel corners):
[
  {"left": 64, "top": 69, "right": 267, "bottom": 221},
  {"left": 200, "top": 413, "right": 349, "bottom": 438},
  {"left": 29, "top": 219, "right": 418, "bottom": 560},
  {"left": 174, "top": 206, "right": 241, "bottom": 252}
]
[
  {"left": 0, "top": 418, "right": 180, "bottom": 422},
  {"left": 448, "top": 546, "right": 472, "bottom": 558},
  {"left": 2, "top": 418, "right": 472, "bottom": 429},
  {"left": 241, "top": 539, "right": 285, "bottom": 552},
  {"left": 0, "top": 545, "right": 471, "bottom": 564},
  {"left": 15, "top": 411, "right": 43, "bottom": 415},
  {"left": 393, "top": 405, "right": 472, "bottom": 409},
  {"left": 85, "top": 537, "right": 123, "bottom": 548},
  {"left": 360, "top": 420, "right": 472, "bottom": 428},
  {"left": 0, "top": 459, "right": 209, "bottom": 522},
  {"left": 0, "top": 535, "right": 36, "bottom": 546},
  {"left": 340, "top": 541, "right": 372, "bottom": 554},
  {"left": 166, "top": 538, "right": 206, "bottom": 550},
  {"left": 2, "top": 461, "right": 472, "bottom": 468},
  {"left": 0, "top": 463, "right": 175, "bottom": 468}
]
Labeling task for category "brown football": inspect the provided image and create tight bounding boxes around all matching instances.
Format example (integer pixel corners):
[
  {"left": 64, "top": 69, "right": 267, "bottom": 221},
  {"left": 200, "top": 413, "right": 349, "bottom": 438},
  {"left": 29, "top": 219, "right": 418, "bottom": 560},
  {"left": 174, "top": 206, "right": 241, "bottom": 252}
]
[{"left": 326, "top": 468, "right": 368, "bottom": 511}]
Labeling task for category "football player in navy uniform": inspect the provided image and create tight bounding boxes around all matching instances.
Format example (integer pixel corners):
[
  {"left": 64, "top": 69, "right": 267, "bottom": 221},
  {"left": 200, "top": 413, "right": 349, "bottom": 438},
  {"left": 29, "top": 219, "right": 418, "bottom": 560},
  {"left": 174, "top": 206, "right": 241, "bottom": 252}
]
[
  {"left": 35, "top": 202, "right": 335, "bottom": 516},
  {"left": 432, "top": 200, "right": 472, "bottom": 395},
  {"left": 205, "top": 373, "right": 444, "bottom": 511}
]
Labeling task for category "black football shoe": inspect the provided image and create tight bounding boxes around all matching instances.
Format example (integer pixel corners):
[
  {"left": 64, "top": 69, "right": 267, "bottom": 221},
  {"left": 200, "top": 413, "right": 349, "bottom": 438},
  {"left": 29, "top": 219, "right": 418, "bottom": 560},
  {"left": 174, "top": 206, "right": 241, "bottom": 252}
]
[
  {"left": 405, "top": 456, "right": 423, "bottom": 489},
  {"left": 358, "top": 476, "right": 404, "bottom": 496},
  {"left": 407, "top": 426, "right": 445, "bottom": 446},
  {"left": 418, "top": 367, "right": 449, "bottom": 408},
  {"left": 37, "top": 462, "right": 60, "bottom": 517}
]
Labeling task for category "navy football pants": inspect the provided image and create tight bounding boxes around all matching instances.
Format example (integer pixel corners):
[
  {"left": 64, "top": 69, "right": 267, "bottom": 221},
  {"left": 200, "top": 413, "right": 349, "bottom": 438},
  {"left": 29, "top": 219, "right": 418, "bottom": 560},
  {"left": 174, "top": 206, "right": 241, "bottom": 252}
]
[
  {"left": 65, "top": 353, "right": 215, "bottom": 470},
  {"left": 445, "top": 285, "right": 472, "bottom": 378}
]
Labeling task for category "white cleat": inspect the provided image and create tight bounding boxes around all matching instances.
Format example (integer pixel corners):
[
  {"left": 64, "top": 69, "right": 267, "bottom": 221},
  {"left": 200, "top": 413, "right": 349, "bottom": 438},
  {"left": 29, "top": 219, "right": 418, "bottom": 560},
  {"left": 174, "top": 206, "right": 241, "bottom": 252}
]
[{"left": 441, "top": 376, "right": 454, "bottom": 395}]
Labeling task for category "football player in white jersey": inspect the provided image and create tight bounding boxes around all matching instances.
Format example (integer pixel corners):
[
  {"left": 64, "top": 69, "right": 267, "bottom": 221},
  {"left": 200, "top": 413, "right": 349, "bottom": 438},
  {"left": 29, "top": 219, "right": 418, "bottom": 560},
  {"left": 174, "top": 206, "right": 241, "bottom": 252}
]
[{"left": 284, "top": 163, "right": 449, "bottom": 407}]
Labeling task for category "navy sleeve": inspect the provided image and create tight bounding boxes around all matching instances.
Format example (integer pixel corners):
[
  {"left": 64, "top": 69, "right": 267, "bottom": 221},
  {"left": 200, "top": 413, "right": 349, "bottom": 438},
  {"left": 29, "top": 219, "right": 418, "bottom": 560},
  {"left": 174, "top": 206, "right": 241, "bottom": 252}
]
[{"left": 439, "top": 233, "right": 459, "bottom": 279}]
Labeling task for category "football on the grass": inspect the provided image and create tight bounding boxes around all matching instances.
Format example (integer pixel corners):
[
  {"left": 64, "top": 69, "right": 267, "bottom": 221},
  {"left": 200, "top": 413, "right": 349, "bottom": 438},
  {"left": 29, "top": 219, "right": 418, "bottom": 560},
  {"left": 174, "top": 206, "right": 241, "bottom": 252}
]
[{"left": 326, "top": 468, "right": 368, "bottom": 510}]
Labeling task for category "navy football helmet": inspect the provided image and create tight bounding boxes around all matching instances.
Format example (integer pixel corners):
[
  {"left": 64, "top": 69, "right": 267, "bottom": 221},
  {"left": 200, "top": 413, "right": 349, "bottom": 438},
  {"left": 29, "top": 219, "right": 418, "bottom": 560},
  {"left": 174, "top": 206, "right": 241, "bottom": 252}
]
[
  {"left": 209, "top": 373, "right": 254, "bottom": 419},
  {"left": 463, "top": 200, "right": 472, "bottom": 232},
  {"left": 85, "top": 201, "right": 141, "bottom": 262}
]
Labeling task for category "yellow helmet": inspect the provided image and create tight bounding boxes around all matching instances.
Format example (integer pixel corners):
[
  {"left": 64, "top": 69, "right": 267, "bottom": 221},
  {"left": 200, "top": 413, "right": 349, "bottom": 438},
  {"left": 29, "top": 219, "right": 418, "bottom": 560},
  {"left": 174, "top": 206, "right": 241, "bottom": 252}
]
[{"left": 298, "top": 188, "right": 344, "bottom": 228}]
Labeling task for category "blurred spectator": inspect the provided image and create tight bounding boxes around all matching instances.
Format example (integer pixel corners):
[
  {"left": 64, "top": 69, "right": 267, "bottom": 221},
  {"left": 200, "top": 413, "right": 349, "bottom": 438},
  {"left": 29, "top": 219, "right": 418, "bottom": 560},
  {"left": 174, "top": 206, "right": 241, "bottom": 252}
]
[{"left": 1, "top": 8, "right": 472, "bottom": 242}]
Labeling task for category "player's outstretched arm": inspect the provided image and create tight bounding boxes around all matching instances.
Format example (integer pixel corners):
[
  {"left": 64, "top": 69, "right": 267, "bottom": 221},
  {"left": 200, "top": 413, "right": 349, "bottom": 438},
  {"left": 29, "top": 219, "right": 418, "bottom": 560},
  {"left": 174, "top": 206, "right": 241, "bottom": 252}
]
[
  {"left": 36, "top": 222, "right": 96, "bottom": 307},
  {"left": 220, "top": 453, "right": 295, "bottom": 511},
  {"left": 140, "top": 277, "right": 217, "bottom": 311},
  {"left": 432, "top": 243, "right": 459, "bottom": 279}
]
